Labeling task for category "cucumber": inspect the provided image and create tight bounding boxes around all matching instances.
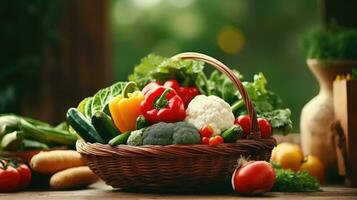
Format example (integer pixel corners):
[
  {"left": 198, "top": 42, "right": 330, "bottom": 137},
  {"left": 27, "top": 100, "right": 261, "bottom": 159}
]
[
  {"left": 108, "top": 131, "right": 131, "bottom": 146},
  {"left": 92, "top": 111, "right": 120, "bottom": 142},
  {"left": 136, "top": 115, "right": 149, "bottom": 130},
  {"left": 221, "top": 125, "right": 244, "bottom": 143},
  {"left": 66, "top": 108, "right": 105, "bottom": 144}
]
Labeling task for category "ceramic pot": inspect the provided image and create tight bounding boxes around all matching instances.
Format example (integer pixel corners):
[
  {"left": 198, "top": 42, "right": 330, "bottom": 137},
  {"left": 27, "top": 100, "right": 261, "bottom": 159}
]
[{"left": 300, "top": 59, "right": 357, "bottom": 183}]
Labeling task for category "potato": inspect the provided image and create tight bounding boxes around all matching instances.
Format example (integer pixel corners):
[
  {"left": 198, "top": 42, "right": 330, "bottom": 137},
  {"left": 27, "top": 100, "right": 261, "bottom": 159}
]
[
  {"left": 50, "top": 166, "right": 99, "bottom": 190},
  {"left": 30, "top": 150, "right": 85, "bottom": 174}
]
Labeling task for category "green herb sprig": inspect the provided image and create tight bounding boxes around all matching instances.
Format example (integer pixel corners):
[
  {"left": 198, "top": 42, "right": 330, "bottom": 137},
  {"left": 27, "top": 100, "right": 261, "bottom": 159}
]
[
  {"left": 303, "top": 24, "right": 357, "bottom": 60},
  {"left": 271, "top": 162, "right": 320, "bottom": 192}
]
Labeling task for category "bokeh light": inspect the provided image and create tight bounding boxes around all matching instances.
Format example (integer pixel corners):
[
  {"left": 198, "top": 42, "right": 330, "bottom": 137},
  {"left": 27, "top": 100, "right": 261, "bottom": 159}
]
[
  {"left": 217, "top": 26, "right": 245, "bottom": 54},
  {"left": 114, "top": 1, "right": 140, "bottom": 25},
  {"left": 167, "top": 0, "right": 194, "bottom": 8},
  {"left": 168, "top": 12, "right": 204, "bottom": 40},
  {"left": 133, "top": 0, "right": 161, "bottom": 9}
]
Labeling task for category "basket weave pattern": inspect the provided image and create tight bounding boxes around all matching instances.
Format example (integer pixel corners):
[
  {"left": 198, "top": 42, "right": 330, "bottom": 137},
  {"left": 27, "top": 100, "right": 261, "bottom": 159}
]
[{"left": 76, "top": 52, "right": 277, "bottom": 190}]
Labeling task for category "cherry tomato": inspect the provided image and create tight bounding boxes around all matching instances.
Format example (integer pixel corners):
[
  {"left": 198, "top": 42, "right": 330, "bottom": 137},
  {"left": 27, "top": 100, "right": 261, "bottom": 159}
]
[
  {"left": 201, "top": 137, "right": 210, "bottom": 145},
  {"left": 200, "top": 124, "right": 214, "bottom": 138},
  {"left": 232, "top": 160, "right": 276, "bottom": 194},
  {"left": 16, "top": 163, "right": 32, "bottom": 189},
  {"left": 209, "top": 136, "right": 224, "bottom": 146},
  {"left": 235, "top": 115, "right": 251, "bottom": 134},
  {"left": 0, "top": 161, "right": 20, "bottom": 192},
  {"left": 258, "top": 118, "right": 272, "bottom": 138}
]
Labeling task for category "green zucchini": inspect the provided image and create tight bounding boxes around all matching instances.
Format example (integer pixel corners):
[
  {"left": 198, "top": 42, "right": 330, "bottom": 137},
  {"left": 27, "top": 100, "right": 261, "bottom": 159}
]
[
  {"left": 92, "top": 111, "right": 120, "bottom": 142},
  {"left": 66, "top": 108, "right": 105, "bottom": 144},
  {"left": 136, "top": 115, "right": 149, "bottom": 130},
  {"left": 108, "top": 131, "right": 131, "bottom": 146},
  {"left": 221, "top": 125, "right": 244, "bottom": 143}
]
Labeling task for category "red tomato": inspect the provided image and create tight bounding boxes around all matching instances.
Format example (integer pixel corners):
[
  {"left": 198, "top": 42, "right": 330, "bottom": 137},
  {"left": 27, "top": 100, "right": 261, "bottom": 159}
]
[
  {"left": 0, "top": 163, "right": 20, "bottom": 192},
  {"left": 209, "top": 136, "right": 224, "bottom": 146},
  {"left": 231, "top": 160, "right": 276, "bottom": 194},
  {"left": 16, "top": 164, "right": 32, "bottom": 189},
  {"left": 235, "top": 115, "right": 251, "bottom": 134},
  {"left": 200, "top": 124, "right": 214, "bottom": 138},
  {"left": 258, "top": 118, "right": 272, "bottom": 138},
  {"left": 201, "top": 137, "right": 210, "bottom": 145}
]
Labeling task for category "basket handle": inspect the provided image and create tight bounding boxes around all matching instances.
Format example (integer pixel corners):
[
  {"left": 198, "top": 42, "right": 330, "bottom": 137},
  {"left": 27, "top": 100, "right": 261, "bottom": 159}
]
[{"left": 171, "top": 52, "right": 260, "bottom": 137}]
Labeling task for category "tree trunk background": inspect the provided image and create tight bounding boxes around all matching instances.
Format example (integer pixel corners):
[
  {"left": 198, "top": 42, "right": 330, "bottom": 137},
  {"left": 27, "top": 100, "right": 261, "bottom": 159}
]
[{"left": 22, "top": 0, "right": 111, "bottom": 124}]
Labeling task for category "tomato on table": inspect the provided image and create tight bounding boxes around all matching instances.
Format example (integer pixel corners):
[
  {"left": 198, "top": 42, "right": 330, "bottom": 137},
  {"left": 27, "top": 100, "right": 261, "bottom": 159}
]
[
  {"left": 232, "top": 160, "right": 276, "bottom": 194},
  {"left": 0, "top": 160, "right": 21, "bottom": 192},
  {"left": 16, "top": 163, "right": 32, "bottom": 189}
]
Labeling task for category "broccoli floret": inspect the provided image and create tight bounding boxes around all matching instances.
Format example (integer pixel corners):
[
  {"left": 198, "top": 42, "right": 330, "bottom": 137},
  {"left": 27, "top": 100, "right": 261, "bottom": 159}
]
[
  {"left": 127, "top": 129, "right": 145, "bottom": 146},
  {"left": 140, "top": 122, "right": 200, "bottom": 146},
  {"left": 143, "top": 122, "right": 174, "bottom": 145},
  {"left": 172, "top": 122, "right": 200, "bottom": 144}
]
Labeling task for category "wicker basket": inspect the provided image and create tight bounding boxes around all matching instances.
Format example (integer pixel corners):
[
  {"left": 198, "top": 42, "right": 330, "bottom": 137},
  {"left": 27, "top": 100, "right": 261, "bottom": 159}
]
[{"left": 76, "top": 52, "right": 277, "bottom": 190}]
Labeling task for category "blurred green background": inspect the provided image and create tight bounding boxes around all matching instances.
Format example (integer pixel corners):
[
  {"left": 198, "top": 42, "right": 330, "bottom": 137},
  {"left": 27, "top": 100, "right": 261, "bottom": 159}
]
[
  {"left": 110, "top": 0, "right": 319, "bottom": 132},
  {"left": 0, "top": 0, "right": 320, "bottom": 131}
]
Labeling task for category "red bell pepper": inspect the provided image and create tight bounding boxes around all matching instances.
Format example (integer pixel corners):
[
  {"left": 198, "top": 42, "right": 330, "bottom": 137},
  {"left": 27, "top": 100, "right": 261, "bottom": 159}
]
[
  {"left": 163, "top": 80, "right": 199, "bottom": 108},
  {"left": 142, "top": 82, "right": 161, "bottom": 95},
  {"left": 140, "top": 86, "right": 186, "bottom": 124}
]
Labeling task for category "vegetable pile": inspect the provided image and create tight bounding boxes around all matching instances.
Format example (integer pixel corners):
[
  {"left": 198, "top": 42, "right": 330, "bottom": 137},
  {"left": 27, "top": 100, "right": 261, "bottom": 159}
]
[
  {"left": 0, "top": 115, "right": 77, "bottom": 152},
  {"left": 272, "top": 163, "right": 320, "bottom": 192},
  {"left": 230, "top": 157, "right": 320, "bottom": 195},
  {"left": 30, "top": 150, "right": 99, "bottom": 190},
  {"left": 67, "top": 54, "right": 293, "bottom": 146},
  {"left": 271, "top": 142, "right": 325, "bottom": 184}
]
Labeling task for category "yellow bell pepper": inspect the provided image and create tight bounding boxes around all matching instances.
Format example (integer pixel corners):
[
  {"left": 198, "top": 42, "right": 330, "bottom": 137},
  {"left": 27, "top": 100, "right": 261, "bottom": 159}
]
[{"left": 109, "top": 82, "right": 144, "bottom": 132}]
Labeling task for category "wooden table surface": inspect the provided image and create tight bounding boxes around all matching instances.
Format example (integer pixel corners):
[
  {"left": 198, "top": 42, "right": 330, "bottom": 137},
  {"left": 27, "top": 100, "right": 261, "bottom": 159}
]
[{"left": 1, "top": 181, "right": 357, "bottom": 200}]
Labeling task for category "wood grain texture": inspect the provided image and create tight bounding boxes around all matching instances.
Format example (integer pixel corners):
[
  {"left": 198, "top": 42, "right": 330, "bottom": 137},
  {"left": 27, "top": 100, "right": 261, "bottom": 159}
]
[
  {"left": 1, "top": 182, "right": 357, "bottom": 200},
  {"left": 22, "top": 0, "right": 111, "bottom": 124}
]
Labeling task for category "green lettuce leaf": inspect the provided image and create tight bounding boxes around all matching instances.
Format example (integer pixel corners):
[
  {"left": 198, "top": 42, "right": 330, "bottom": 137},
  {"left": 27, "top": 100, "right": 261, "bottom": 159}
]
[
  {"left": 128, "top": 54, "right": 166, "bottom": 89},
  {"left": 209, "top": 70, "right": 242, "bottom": 105},
  {"left": 82, "top": 82, "right": 128, "bottom": 119},
  {"left": 128, "top": 54, "right": 207, "bottom": 93}
]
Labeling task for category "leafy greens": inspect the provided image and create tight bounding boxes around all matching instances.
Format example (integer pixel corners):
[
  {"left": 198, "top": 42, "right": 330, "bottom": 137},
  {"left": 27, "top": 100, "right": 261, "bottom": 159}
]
[
  {"left": 209, "top": 71, "right": 292, "bottom": 134},
  {"left": 271, "top": 162, "right": 320, "bottom": 192},
  {"left": 128, "top": 53, "right": 293, "bottom": 134},
  {"left": 81, "top": 82, "right": 128, "bottom": 119},
  {"left": 128, "top": 54, "right": 209, "bottom": 94}
]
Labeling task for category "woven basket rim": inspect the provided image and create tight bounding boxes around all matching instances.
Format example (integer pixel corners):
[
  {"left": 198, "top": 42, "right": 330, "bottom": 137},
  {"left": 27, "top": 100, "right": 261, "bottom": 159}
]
[{"left": 76, "top": 137, "right": 276, "bottom": 158}]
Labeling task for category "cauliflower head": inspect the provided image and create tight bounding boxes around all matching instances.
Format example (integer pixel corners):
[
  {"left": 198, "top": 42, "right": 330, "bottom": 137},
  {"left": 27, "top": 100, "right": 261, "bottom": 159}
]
[{"left": 185, "top": 95, "right": 235, "bottom": 136}]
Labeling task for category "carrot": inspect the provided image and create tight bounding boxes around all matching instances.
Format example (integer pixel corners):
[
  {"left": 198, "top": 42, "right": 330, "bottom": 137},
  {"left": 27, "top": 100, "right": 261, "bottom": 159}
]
[
  {"left": 30, "top": 150, "right": 85, "bottom": 174},
  {"left": 49, "top": 166, "right": 99, "bottom": 190}
]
